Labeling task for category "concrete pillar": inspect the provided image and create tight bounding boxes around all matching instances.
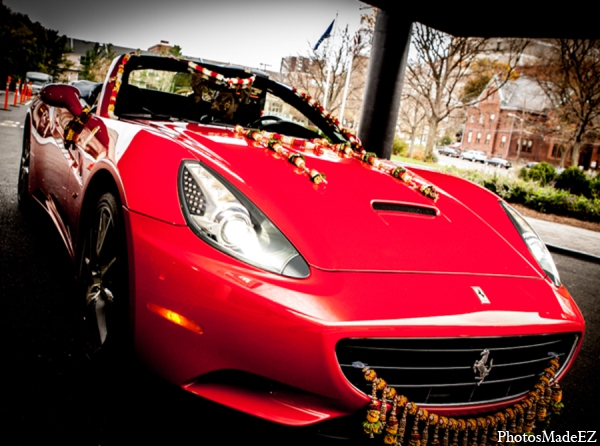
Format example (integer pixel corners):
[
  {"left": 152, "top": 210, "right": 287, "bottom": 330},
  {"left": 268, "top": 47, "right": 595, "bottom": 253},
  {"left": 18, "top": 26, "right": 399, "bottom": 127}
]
[{"left": 358, "top": 10, "right": 412, "bottom": 159}]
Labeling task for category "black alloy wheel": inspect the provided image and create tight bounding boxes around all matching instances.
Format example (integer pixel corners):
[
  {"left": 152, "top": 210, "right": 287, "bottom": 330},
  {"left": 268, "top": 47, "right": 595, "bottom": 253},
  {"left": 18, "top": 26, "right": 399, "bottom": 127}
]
[{"left": 78, "top": 192, "right": 129, "bottom": 358}]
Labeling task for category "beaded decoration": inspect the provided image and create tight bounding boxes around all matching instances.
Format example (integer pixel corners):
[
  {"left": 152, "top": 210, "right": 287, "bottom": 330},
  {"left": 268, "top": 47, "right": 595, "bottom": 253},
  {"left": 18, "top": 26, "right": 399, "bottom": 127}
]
[
  {"left": 359, "top": 357, "right": 563, "bottom": 445},
  {"left": 187, "top": 61, "right": 256, "bottom": 89},
  {"left": 233, "top": 124, "right": 440, "bottom": 197},
  {"left": 107, "top": 53, "right": 131, "bottom": 119},
  {"left": 234, "top": 125, "right": 327, "bottom": 184},
  {"left": 291, "top": 88, "right": 439, "bottom": 200}
]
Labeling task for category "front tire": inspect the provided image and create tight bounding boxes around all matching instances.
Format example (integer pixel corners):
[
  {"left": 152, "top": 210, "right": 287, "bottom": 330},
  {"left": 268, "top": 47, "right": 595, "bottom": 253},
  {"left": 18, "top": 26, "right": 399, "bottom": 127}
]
[{"left": 78, "top": 192, "right": 129, "bottom": 359}]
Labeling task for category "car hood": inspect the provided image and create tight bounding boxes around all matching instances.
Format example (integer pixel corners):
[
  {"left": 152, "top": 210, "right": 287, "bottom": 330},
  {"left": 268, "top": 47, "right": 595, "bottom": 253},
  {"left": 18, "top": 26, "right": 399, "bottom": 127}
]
[{"left": 144, "top": 122, "right": 542, "bottom": 277}]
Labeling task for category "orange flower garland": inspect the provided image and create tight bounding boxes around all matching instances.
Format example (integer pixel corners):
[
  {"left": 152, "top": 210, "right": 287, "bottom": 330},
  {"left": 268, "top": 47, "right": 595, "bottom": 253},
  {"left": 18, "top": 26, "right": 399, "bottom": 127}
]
[
  {"left": 234, "top": 126, "right": 327, "bottom": 185},
  {"left": 188, "top": 61, "right": 255, "bottom": 89},
  {"left": 107, "top": 53, "right": 131, "bottom": 119},
  {"left": 359, "top": 357, "right": 564, "bottom": 445},
  {"left": 291, "top": 88, "right": 439, "bottom": 201},
  {"left": 234, "top": 123, "right": 439, "bottom": 200}
]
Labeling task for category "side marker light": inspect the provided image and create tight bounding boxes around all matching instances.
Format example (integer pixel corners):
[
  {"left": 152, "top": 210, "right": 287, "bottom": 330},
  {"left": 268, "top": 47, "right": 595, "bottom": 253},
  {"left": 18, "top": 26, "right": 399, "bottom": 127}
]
[{"left": 147, "top": 303, "right": 204, "bottom": 334}]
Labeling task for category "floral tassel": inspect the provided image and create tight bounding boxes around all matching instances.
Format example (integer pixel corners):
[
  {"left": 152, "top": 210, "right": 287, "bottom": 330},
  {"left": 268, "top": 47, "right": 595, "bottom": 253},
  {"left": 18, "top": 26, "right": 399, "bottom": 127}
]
[
  {"left": 363, "top": 398, "right": 383, "bottom": 437},
  {"left": 430, "top": 414, "right": 440, "bottom": 446},
  {"left": 408, "top": 412, "right": 421, "bottom": 446},
  {"left": 363, "top": 371, "right": 383, "bottom": 438},
  {"left": 467, "top": 418, "right": 478, "bottom": 446},
  {"left": 550, "top": 384, "right": 564, "bottom": 415},
  {"left": 478, "top": 418, "right": 489, "bottom": 446},
  {"left": 448, "top": 419, "right": 458, "bottom": 446},
  {"left": 421, "top": 416, "right": 430, "bottom": 446},
  {"left": 536, "top": 387, "right": 550, "bottom": 426},
  {"left": 524, "top": 398, "right": 536, "bottom": 433},
  {"left": 384, "top": 395, "right": 400, "bottom": 445},
  {"left": 458, "top": 420, "right": 468, "bottom": 446},
  {"left": 379, "top": 384, "right": 389, "bottom": 428},
  {"left": 398, "top": 400, "right": 409, "bottom": 446}
]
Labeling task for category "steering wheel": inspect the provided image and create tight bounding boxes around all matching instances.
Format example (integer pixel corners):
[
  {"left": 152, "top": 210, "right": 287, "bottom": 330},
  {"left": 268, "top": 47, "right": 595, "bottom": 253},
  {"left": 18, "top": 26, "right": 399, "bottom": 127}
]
[{"left": 251, "top": 115, "right": 282, "bottom": 128}]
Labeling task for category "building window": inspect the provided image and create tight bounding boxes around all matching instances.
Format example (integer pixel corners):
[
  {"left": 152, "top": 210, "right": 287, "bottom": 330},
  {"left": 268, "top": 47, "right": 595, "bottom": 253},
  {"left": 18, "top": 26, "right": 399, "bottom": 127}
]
[
  {"left": 523, "top": 140, "right": 533, "bottom": 153},
  {"left": 485, "top": 134, "right": 491, "bottom": 145},
  {"left": 476, "top": 133, "right": 481, "bottom": 144},
  {"left": 478, "top": 114, "right": 484, "bottom": 124},
  {"left": 470, "top": 114, "right": 475, "bottom": 123},
  {"left": 268, "top": 102, "right": 283, "bottom": 114},
  {"left": 552, "top": 143, "right": 563, "bottom": 157},
  {"left": 490, "top": 114, "right": 495, "bottom": 122},
  {"left": 467, "top": 132, "right": 472, "bottom": 143},
  {"left": 500, "top": 135, "right": 507, "bottom": 148}
]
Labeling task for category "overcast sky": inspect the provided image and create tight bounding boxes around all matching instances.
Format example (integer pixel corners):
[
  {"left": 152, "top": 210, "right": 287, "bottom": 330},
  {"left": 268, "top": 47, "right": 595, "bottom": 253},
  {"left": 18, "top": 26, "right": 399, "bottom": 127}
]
[{"left": 5, "top": 0, "right": 369, "bottom": 71}]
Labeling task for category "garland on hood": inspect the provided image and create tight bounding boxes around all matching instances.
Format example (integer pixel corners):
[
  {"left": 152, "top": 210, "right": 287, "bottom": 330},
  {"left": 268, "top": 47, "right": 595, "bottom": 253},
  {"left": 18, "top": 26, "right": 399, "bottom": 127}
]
[
  {"left": 234, "top": 125, "right": 327, "bottom": 184},
  {"left": 291, "top": 88, "right": 439, "bottom": 201},
  {"left": 234, "top": 124, "right": 438, "bottom": 200},
  {"left": 358, "top": 357, "right": 564, "bottom": 446}
]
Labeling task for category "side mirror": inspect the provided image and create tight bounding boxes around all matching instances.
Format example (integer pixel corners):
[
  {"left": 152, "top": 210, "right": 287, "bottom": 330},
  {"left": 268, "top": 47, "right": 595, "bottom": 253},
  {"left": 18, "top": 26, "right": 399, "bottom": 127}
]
[{"left": 40, "top": 84, "right": 84, "bottom": 117}]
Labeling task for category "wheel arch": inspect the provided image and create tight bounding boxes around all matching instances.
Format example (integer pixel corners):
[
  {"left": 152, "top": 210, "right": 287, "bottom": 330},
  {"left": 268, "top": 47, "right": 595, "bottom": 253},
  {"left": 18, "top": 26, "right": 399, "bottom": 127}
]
[
  {"left": 79, "top": 169, "right": 124, "bottom": 230},
  {"left": 76, "top": 168, "right": 136, "bottom": 344}
]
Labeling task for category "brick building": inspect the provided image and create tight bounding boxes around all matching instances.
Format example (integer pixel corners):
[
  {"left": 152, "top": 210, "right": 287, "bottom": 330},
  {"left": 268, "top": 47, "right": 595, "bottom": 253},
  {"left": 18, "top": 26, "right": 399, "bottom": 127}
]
[{"left": 463, "top": 76, "right": 600, "bottom": 170}]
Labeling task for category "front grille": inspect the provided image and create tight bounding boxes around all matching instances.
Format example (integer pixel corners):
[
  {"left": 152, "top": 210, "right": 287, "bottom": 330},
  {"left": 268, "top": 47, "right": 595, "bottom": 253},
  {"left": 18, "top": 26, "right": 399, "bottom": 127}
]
[{"left": 336, "top": 333, "right": 579, "bottom": 406}]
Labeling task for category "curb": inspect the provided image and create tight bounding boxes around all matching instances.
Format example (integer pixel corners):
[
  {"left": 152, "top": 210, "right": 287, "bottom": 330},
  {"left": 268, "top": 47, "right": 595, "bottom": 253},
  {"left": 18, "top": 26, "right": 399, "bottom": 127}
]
[{"left": 546, "top": 243, "right": 600, "bottom": 264}]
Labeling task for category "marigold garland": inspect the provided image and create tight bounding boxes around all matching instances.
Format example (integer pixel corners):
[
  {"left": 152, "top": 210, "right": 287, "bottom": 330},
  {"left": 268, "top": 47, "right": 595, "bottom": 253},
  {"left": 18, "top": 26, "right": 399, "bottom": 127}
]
[
  {"left": 187, "top": 61, "right": 256, "bottom": 89},
  {"left": 107, "top": 54, "right": 132, "bottom": 119},
  {"left": 358, "top": 357, "right": 564, "bottom": 446},
  {"left": 234, "top": 125, "right": 327, "bottom": 185},
  {"left": 291, "top": 87, "right": 439, "bottom": 201},
  {"left": 234, "top": 123, "right": 441, "bottom": 197},
  {"left": 107, "top": 54, "right": 438, "bottom": 197},
  {"left": 64, "top": 106, "right": 91, "bottom": 147}
]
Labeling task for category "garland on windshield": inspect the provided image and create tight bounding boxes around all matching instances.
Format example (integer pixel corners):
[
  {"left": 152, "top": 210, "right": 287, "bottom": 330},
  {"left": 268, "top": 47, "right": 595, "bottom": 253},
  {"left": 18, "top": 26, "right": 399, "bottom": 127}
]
[
  {"left": 107, "top": 53, "right": 132, "bottom": 119},
  {"left": 291, "top": 88, "right": 439, "bottom": 201},
  {"left": 359, "top": 357, "right": 564, "bottom": 446},
  {"left": 187, "top": 61, "right": 256, "bottom": 89}
]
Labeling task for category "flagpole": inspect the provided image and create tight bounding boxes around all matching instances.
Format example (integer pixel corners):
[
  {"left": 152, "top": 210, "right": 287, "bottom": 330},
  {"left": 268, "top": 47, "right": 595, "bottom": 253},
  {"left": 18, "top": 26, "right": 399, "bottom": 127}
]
[
  {"left": 339, "top": 40, "right": 354, "bottom": 127},
  {"left": 321, "top": 12, "right": 338, "bottom": 111}
]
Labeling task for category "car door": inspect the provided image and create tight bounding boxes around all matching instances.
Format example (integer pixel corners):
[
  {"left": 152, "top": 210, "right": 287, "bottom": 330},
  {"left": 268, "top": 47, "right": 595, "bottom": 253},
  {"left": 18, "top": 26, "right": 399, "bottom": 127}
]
[{"left": 30, "top": 102, "right": 74, "bottom": 229}]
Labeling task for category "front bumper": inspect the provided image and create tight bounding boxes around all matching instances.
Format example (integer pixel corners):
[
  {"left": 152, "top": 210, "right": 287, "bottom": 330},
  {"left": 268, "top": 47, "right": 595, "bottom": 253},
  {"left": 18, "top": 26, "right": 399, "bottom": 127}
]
[{"left": 126, "top": 209, "right": 585, "bottom": 426}]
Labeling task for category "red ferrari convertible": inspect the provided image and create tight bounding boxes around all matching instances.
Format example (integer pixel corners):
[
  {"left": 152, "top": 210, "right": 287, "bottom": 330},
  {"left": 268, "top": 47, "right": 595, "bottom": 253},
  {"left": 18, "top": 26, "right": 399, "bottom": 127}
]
[{"left": 20, "top": 54, "right": 584, "bottom": 438}]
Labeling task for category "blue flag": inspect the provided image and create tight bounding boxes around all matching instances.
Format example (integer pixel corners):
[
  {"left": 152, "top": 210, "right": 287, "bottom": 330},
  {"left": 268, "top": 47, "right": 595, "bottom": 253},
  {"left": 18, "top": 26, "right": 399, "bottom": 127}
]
[{"left": 314, "top": 20, "right": 335, "bottom": 50}]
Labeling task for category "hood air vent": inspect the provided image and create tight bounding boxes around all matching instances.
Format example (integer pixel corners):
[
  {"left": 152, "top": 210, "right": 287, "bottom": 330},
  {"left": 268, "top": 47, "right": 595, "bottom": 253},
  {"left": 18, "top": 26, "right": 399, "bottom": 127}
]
[{"left": 372, "top": 202, "right": 438, "bottom": 217}]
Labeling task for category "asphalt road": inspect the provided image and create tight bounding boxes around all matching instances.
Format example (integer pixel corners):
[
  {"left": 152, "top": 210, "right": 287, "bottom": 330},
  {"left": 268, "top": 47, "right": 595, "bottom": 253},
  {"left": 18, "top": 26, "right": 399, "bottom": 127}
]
[{"left": 1, "top": 104, "right": 599, "bottom": 445}]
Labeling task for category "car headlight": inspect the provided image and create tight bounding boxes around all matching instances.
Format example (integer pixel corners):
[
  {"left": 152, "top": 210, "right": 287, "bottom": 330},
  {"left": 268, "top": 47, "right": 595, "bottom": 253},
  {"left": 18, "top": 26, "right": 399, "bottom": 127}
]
[
  {"left": 178, "top": 161, "right": 309, "bottom": 278},
  {"left": 501, "top": 201, "right": 561, "bottom": 287}
]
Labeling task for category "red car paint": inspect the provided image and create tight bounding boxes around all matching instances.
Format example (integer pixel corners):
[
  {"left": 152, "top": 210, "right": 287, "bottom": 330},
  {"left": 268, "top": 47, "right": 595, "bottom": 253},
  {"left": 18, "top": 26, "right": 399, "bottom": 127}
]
[{"left": 22, "top": 54, "right": 584, "bottom": 427}]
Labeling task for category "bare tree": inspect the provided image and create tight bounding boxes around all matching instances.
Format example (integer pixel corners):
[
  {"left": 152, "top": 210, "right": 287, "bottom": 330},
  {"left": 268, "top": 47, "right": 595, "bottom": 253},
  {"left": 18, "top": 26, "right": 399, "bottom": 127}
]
[
  {"left": 281, "top": 14, "right": 373, "bottom": 127},
  {"left": 534, "top": 39, "right": 600, "bottom": 167},
  {"left": 397, "top": 92, "right": 427, "bottom": 157},
  {"left": 405, "top": 25, "right": 527, "bottom": 161}
]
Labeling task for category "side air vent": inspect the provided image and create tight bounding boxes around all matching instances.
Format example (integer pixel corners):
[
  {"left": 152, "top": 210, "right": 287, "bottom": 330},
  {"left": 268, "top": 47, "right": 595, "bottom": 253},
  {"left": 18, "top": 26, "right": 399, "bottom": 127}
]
[{"left": 372, "top": 202, "right": 438, "bottom": 217}]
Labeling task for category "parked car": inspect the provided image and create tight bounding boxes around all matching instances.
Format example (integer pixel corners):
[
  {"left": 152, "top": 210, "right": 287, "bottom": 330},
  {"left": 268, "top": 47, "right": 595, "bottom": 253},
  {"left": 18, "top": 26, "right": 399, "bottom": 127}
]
[
  {"left": 460, "top": 149, "right": 488, "bottom": 163},
  {"left": 25, "top": 71, "right": 53, "bottom": 94},
  {"left": 437, "top": 146, "right": 460, "bottom": 157},
  {"left": 486, "top": 156, "right": 513, "bottom": 169},
  {"left": 20, "top": 54, "right": 584, "bottom": 432}
]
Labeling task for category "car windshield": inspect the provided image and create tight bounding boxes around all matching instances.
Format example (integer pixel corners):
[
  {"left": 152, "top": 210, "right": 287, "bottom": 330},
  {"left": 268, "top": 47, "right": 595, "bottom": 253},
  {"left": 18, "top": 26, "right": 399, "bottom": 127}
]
[{"left": 115, "top": 55, "right": 347, "bottom": 143}]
